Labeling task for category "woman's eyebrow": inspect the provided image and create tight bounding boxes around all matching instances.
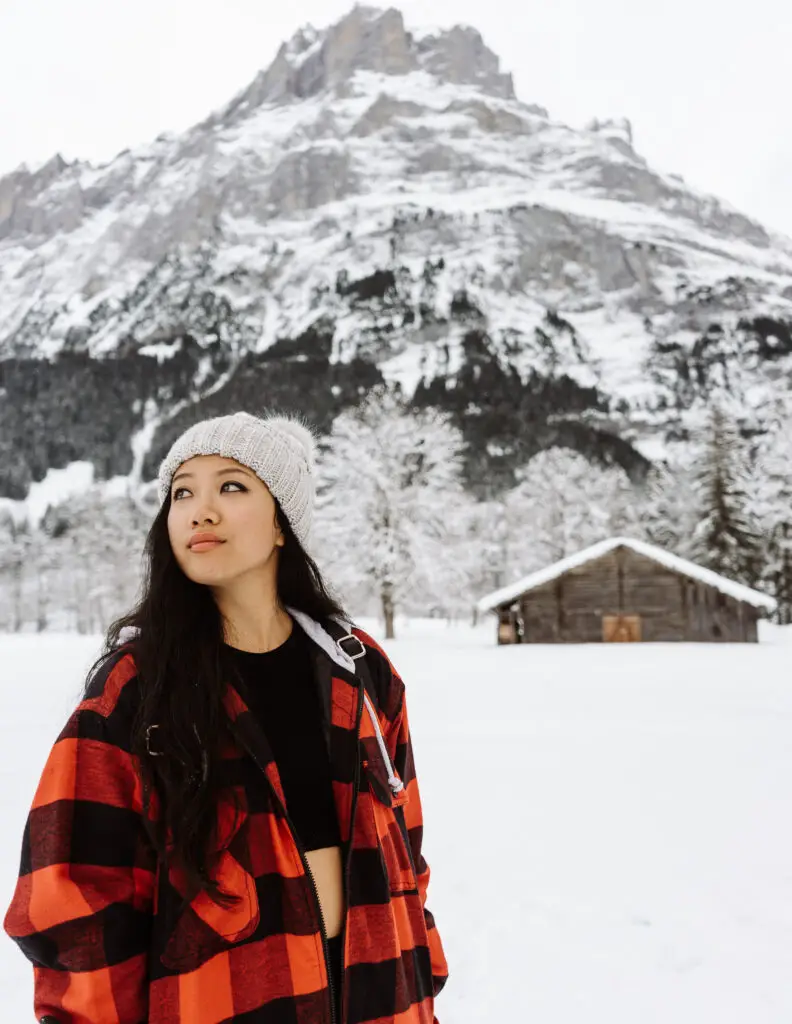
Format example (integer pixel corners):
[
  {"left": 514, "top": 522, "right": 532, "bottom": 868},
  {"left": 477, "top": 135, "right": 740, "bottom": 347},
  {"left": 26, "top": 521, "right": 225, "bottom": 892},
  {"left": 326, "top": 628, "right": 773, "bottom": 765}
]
[{"left": 172, "top": 467, "right": 254, "bottom": 485}]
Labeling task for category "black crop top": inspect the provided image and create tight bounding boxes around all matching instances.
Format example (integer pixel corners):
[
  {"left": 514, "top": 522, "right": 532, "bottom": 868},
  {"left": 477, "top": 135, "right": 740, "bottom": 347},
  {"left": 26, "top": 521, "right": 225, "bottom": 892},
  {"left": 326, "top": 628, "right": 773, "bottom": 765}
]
[{"left": 223, "top": 620, "right": 341, "bottom": 852}]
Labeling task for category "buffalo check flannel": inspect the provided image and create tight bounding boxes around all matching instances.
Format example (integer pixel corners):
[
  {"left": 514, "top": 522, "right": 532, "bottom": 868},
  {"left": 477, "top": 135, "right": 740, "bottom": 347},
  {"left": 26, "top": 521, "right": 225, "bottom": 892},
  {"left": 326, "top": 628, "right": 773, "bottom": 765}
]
[{"left": 4, "top": 622, "right": 448, "bottom": 1023}]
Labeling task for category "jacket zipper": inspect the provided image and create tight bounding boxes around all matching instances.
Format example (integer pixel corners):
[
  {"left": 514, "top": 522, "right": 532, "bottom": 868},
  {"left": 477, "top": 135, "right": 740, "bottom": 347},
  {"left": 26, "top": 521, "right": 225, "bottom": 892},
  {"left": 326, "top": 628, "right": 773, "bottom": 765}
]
[
  {"left": 254, "top": 675, "right": 365, "bottom": 1024},
  {"left": 270, "top": 796, "right": 338, "bottom": 1024}
]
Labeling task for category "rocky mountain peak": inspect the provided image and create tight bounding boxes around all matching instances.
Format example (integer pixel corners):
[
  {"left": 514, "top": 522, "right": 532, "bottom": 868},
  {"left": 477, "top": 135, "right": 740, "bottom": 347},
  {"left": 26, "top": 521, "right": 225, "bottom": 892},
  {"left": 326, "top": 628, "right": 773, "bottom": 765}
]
[
  {"left": 585, "top": 117, "right": 636, "bottom": 159},
  {"left": 222, "top": 5, "right": 514, "bottom": 120},
  {"left": 410, "top": 22, "right": 515, "bottom": 100},
  {"left": 0, "top": 153, "right": 79, "bottom": 238}
]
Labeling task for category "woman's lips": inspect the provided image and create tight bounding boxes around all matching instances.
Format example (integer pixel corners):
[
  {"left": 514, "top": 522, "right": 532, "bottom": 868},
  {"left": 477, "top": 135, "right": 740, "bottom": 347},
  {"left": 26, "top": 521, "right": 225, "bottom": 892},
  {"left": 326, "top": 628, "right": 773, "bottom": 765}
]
[{"left": 189, "top": 540, "right": 224, "bottom": 552}]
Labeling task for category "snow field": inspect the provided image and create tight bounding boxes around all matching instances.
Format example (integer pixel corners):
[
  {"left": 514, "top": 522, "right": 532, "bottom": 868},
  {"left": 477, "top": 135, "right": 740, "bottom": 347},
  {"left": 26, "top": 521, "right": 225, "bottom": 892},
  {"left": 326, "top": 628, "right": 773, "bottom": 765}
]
[{"left": 0, "top": 620, "right": 790, "bottom": 1022}]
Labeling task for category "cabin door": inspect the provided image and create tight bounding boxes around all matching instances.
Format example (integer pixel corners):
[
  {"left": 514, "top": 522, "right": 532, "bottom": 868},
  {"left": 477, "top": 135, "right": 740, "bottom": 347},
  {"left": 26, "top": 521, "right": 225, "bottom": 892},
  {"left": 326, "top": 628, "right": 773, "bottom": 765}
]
[
  {"left": 602, "top": 614, "right": 642, "bottom": 642},
  {"left": 498, "top": 608, "right": 524, "bottom": 644}
]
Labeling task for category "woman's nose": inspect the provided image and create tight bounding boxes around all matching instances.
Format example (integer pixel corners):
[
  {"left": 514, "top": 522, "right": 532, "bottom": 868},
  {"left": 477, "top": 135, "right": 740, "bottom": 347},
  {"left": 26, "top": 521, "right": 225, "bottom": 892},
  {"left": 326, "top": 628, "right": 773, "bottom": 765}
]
[{"left": 192, "top": 510, "right": 218, "bottom": 526}]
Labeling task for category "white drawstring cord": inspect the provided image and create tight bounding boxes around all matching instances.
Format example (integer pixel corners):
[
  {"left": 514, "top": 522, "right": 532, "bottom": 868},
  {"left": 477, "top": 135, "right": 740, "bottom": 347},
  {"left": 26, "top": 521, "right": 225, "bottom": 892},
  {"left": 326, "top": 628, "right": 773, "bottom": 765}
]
[{"left": 363, "top": 692, "right": 404, "bottom": 794}]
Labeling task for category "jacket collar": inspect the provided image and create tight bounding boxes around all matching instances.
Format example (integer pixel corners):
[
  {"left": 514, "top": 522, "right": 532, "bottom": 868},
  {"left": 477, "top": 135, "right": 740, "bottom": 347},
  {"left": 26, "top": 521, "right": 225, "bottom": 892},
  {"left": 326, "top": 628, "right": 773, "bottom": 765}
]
[{"left": 286, "top": 607, "right": 359, "bottom": 673}]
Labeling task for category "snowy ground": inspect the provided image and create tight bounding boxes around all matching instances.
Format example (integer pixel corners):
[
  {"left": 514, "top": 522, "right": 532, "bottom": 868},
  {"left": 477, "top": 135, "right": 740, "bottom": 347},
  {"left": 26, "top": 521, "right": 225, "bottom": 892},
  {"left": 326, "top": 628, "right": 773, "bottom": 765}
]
[{"left": 1, "top": 620, "right": 791, "bottom": 1022}]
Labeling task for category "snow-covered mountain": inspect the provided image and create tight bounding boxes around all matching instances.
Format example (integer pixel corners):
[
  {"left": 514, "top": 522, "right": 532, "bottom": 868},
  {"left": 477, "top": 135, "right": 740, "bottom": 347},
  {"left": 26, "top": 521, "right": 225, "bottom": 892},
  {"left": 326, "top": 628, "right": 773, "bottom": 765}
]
[{"left": 2, "top": 3, "right": 791, "bottom": 503}]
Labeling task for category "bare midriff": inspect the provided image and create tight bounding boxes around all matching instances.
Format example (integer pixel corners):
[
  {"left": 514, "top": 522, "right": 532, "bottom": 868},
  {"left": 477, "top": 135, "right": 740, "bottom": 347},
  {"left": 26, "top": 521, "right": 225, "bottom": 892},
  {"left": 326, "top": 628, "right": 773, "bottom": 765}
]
[{"left": 305, "top": 845, "right": 345, "bottom": 938}]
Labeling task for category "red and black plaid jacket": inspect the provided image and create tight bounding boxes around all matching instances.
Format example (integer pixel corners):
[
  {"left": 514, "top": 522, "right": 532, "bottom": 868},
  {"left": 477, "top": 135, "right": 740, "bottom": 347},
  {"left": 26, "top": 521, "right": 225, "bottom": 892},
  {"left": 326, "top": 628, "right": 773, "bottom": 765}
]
[{"left": 3, "top": 614, "right": 448, "bottom": 1023}]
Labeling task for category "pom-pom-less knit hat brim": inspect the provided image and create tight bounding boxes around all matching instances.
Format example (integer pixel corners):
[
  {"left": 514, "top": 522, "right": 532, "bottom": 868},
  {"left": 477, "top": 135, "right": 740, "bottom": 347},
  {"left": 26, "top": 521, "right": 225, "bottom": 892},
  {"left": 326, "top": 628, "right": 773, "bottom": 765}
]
[{"left": 157, "top": 411, "right": 317, "bottom": 550}]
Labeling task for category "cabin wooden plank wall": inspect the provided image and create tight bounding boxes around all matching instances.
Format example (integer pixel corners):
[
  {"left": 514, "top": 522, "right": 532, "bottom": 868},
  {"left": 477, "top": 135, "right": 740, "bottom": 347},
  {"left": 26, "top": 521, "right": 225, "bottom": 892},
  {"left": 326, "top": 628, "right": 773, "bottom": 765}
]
[{"left": 497, "top": 547, "right": 760, "bottom": 644}]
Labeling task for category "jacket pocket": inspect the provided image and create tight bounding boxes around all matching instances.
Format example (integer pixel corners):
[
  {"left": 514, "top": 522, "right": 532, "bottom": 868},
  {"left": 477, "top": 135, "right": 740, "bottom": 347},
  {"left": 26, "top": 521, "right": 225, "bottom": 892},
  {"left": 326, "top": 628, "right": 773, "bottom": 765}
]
[
  {"left": 363, "top": 754, "right": 417, "bottom": 895},
  {"left": 159, "top": 797, "right": 260, "bottom": 971}
]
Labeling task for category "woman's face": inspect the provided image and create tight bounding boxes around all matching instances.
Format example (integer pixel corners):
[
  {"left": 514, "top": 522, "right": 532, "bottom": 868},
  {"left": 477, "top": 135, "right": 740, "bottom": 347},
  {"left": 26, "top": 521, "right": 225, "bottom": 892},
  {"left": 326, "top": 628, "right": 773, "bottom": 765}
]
[{"left": 167, "top": 454, "right": 284, "bottom": 587}]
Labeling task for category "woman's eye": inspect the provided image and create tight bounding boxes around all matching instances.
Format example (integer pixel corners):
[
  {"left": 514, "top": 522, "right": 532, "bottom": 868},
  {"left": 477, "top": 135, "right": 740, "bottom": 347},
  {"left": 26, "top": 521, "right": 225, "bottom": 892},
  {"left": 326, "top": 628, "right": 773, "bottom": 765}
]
[{"left": 172, "top": 481, "right": 246, "bottom": 501}]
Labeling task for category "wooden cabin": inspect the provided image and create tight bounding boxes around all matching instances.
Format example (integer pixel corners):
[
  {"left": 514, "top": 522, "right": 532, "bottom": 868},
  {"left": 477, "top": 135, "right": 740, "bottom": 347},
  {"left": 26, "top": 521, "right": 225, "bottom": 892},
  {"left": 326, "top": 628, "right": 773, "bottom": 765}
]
[{"left": 477, "top": 537, "right": 777, "bottom": 644}]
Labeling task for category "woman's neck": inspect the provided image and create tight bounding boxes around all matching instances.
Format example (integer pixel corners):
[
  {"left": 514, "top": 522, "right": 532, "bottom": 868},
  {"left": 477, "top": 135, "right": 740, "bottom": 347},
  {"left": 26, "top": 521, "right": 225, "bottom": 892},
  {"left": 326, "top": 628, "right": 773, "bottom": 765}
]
[{"left": 222, "top": 606, "right": 294, "bottom": 653}]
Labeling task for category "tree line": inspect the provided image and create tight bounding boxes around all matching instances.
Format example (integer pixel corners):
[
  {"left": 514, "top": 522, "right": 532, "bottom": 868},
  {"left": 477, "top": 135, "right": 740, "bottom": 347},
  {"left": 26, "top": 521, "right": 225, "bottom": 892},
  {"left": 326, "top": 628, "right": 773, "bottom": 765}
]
[{"left": 1, "top": 387, "right": 789, "bottom": 638}]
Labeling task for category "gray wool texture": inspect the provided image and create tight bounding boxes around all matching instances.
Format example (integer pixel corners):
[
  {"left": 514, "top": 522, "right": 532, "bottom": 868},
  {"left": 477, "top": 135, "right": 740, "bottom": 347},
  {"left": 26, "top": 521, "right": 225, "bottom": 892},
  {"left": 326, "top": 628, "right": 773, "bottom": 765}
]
[{"left": 157, "top": 411, "right": 318, "bottom": 550}]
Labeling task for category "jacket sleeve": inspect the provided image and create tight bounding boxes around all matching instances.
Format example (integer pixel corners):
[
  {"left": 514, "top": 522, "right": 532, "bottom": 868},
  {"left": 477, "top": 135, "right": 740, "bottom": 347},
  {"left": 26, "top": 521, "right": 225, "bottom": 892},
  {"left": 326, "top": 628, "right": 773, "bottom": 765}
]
[
  {"left": 386, "top": 675, "right": 450, "bottom": 1000},
  {"left": 3, "top": 654, "right": 157, "bottom": 1024}
]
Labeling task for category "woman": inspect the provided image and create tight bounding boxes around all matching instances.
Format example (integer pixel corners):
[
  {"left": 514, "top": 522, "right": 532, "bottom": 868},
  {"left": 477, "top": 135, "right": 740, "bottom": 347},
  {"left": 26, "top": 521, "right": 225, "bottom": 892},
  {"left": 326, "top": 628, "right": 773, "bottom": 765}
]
[{"left": 4, "top": 411, "right": 448, "bottom": 1024}]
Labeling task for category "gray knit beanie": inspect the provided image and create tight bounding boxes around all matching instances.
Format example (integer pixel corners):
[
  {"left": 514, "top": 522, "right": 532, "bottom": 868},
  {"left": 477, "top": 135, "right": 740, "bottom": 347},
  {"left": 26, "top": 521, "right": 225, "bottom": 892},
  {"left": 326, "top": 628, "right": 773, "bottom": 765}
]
[{"left": 157, "top": 411, "right": 318, "bottom": 549}]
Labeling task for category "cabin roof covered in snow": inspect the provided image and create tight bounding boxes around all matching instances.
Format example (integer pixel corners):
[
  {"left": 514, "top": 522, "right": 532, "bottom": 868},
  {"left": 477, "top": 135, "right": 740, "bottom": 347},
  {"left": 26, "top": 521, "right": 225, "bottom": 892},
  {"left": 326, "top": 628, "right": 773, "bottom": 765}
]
[{"left": 476, "top": 536, "right": 778, "bottom": 614}]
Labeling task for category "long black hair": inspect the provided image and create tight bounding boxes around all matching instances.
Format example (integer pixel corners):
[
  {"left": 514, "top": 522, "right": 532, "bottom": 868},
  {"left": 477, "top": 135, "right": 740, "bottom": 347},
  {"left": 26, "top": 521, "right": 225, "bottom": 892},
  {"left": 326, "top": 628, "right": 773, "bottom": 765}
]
[{"left": 84, "top": 490, "right": 349, "bottom": 906}]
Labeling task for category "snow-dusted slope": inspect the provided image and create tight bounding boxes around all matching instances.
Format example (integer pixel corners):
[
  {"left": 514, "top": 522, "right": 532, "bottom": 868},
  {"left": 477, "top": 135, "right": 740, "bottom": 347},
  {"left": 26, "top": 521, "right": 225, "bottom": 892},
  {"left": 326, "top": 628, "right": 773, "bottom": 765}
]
[{"left": 1, "top": 4, "right": 791, "bottom": 499}]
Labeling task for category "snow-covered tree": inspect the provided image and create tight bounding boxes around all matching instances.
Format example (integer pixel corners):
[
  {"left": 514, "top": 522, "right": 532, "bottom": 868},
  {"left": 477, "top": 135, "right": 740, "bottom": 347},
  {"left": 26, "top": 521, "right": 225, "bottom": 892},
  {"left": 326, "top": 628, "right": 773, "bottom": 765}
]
[
  {"left": 313, "top": 385, "right": 478, "bottom": 637},
  {"left": 29, "top": 489, "right": 148, "bottom": 633},
  {"left": 0, "top": 510, "right": 30, "bottom": 632},
  {"left": 755, "top": 400, "right": 792, "bottom": 622},
  {"left": 689, "top": 404, "right": 763, "bottom": 585},
  {"left": 637, "top": 459, "right": 699, "bottom": 559},
  {"left": 493, "top": 447, "right": 641, "bottom": 576}
]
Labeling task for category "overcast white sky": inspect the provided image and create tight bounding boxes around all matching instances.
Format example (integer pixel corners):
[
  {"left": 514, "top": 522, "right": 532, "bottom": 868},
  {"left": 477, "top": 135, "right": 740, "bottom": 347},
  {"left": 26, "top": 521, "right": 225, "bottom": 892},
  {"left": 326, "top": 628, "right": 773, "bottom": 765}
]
[{"left": 2, "top": 0, "right": 791, "bottom": 236}]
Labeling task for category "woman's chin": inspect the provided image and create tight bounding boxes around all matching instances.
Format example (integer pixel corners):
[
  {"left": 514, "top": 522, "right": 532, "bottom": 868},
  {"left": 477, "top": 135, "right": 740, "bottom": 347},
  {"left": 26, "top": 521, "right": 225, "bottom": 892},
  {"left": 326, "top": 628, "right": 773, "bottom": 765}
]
[{"left": 183, "top": 564, "right": 232, "bottom": 587}]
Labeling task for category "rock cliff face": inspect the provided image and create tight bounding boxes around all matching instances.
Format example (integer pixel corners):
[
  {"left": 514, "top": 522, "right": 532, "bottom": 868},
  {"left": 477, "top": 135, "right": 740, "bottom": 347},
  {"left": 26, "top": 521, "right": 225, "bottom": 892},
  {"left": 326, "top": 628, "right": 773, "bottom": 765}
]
[
  {"left": 1, "top": 4, "right": 791, "bottom": 504},
  {"left": 221, "top": 6, "right": 515, "bottom": 115}
]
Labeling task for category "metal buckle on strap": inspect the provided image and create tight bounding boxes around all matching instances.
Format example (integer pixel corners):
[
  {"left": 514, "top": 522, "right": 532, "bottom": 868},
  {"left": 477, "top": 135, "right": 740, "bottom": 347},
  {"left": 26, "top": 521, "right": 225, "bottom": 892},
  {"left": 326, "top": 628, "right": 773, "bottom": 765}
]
[
  {"left": 146, "top": 724, "right": 165, "bottom": 756},
  {"left": 337, "top": 633, "right": 366, "bottom": 660}
]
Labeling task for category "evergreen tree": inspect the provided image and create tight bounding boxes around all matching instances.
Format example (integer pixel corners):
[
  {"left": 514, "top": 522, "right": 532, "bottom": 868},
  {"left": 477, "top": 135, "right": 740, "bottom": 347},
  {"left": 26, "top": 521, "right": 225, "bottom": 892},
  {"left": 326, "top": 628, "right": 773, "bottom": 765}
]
[{"left": 690, "top": 405, "right": 763, "bottom": 585}]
